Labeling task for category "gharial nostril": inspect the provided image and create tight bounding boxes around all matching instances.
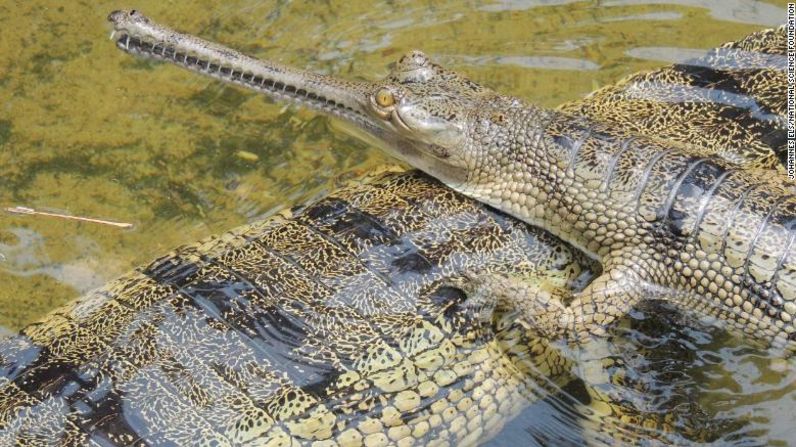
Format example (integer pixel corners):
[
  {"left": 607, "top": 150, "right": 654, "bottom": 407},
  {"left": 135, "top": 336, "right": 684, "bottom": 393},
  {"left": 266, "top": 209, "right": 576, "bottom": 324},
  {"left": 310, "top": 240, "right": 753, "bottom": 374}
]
[{"left": 107, "top": 10, "right": 124, "bottom": 23}]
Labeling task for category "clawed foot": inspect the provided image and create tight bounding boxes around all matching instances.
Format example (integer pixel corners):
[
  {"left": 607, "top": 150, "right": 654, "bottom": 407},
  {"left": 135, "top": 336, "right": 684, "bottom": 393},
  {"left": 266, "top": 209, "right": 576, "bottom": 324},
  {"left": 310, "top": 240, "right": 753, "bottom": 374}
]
[{"left": 441, "top": 267, "right": 643, "bottom": 343}]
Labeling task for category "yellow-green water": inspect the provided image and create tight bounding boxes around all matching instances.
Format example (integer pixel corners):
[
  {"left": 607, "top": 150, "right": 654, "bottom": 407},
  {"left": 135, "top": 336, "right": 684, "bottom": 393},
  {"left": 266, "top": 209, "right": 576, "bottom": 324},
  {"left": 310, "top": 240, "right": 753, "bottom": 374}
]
[{"left": 0, "top": 0, "right": 792, "bottom": 444}]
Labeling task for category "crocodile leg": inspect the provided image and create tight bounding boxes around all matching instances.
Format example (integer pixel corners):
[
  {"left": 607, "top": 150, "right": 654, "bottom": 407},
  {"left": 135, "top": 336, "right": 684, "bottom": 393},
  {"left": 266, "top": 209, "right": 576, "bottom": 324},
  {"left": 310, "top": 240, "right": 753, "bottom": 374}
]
[{"left": 456, "top": 265, "right": 653, "bottom": 342}]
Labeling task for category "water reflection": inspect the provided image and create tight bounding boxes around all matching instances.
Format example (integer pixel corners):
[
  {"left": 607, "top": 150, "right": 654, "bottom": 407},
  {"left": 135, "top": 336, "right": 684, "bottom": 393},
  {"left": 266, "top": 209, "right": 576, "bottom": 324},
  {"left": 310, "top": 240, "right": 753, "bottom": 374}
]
[
  {"left": 479, "top": 0, "right": 581, "bottom": 12},
  {"left": 0, "top": 228, "right": 106, "bottom": 294},
  {"left": 443, "top": 54, "right": 601, "bottom": 71},
  {"left": 604, "top": 0, "right": 784, "bottom": 26}
]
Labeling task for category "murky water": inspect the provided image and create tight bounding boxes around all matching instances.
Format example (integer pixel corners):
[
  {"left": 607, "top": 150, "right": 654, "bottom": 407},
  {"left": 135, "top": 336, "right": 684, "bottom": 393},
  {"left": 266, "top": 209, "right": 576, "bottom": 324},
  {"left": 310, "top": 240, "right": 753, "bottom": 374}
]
[{"left": 0, "top": 0, "right": 791, "bottom": 445}]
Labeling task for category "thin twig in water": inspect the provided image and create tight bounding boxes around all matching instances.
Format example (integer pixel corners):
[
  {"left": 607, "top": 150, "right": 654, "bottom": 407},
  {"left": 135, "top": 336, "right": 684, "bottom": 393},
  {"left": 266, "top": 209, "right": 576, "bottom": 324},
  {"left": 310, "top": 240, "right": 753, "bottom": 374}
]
[{"left": 4, "top": 206, "right": 134, "bottom": 229}]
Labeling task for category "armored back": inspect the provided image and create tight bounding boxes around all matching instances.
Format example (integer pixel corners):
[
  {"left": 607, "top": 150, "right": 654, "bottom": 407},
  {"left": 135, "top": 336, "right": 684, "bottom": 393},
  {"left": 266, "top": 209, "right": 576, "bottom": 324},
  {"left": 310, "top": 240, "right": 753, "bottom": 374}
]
[{"left": 0, "top": 170, "right": 592, "bottom": 445}]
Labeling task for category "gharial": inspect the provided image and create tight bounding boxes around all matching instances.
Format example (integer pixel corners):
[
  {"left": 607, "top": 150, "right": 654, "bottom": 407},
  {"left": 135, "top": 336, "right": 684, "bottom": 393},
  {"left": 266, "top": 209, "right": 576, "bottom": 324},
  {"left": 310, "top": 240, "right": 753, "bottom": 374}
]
[
  {"left": 0, "top": 10, "right": 787, "bottom": 447},
  {"left": 108, "top": 10, "right": 794, "bottom": 348}
]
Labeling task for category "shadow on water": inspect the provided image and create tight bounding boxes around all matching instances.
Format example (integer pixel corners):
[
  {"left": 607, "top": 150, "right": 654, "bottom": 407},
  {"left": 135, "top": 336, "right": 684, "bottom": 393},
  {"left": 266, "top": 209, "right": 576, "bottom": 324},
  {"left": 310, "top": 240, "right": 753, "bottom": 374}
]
[{"left": 0, "top": 0, "right": 791, "bottom": 445}]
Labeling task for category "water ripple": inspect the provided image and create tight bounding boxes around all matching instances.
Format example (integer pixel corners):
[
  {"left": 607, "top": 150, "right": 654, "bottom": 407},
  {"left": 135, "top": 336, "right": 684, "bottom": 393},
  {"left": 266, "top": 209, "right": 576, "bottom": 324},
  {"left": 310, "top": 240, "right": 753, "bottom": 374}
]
[
  {"left": 604, "top": 0, "right": 786, "bottom": 26},
  {"left": 442, "top": 54, "right": 601, "bottom": 71}
]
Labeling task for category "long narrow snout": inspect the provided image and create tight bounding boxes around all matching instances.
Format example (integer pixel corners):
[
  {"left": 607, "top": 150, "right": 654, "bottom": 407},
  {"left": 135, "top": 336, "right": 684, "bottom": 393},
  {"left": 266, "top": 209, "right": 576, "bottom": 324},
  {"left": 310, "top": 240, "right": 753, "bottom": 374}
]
[
  {"left": 108, "top": 10, "right": 469, "bottom": 188},
  {"left": 107, "top": 10, "right": 373, "bottom": 125}
]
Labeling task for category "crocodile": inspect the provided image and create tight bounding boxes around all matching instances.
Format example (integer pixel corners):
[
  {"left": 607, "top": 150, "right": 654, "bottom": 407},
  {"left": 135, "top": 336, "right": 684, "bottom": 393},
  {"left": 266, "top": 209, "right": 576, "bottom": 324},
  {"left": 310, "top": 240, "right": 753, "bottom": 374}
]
[
  {"left": 0, "top": 166, "right": 603, "bottom": 445},
  {"left": 0, "top": 11, "right": 786, "bottom": 446},
  {"left": 106, "top": 10, "right": 794, "bottom": 348}
]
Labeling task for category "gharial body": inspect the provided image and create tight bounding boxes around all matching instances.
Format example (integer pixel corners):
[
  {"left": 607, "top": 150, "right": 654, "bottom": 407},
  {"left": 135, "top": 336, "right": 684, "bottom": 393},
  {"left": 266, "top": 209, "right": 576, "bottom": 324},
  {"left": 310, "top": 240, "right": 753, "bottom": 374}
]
[
  {"left": 0, "top": 10, "right": 788, "bottom": 447},
  {"left": 108, "top": 10, "right": 794, "bottom": 348}
]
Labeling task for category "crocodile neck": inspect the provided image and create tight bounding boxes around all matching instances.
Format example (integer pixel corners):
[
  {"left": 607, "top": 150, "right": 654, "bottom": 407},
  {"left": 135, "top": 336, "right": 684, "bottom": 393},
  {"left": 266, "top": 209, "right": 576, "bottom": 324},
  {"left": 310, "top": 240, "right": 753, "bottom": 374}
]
[{"left": 451, "top": 107, "right": 601, "bottom": 255}]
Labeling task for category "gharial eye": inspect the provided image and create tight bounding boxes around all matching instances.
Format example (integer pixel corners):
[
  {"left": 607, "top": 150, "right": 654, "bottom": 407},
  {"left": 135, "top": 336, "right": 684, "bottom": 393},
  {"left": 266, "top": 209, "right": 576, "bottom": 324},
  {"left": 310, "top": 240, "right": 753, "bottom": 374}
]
[{"left": 375, "top": 88, "right": 395, "bottom": 107}]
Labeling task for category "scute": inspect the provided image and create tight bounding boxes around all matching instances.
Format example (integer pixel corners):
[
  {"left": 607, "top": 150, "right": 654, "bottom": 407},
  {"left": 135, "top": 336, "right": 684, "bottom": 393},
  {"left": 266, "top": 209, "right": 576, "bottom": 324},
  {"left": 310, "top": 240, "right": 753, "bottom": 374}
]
[
  {"left": 0, "top": 170, "right": 595, "bottom": 445},
  {"left": 558, "top": 26, "right": 787, "bottom": 173}
]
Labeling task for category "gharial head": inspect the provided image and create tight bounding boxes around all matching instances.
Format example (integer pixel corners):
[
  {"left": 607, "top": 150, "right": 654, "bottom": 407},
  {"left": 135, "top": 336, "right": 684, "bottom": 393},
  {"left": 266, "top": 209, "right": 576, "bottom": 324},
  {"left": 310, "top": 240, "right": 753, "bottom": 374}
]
[
  {"left": 364, "top": 51, "right": 501, "bottom": 169},
  {"left": 358, "top": 49, "right": 532, "bottom": 187},
  {"left": 109, "top": 10, "right": 532, "bottom": 189}
]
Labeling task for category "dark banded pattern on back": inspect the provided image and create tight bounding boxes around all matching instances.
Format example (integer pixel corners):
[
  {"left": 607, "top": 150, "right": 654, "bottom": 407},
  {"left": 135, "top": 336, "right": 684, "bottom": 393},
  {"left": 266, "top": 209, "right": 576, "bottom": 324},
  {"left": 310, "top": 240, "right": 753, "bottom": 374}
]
[{"left": 0, "top": 171, "right": 594, "bottom": 446}]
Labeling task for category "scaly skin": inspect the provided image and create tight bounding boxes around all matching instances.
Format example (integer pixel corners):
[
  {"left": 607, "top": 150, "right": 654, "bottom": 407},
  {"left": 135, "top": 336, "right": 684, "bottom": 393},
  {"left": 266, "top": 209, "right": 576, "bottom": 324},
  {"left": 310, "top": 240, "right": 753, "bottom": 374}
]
[
  {"left": 0, "top": 170, "right": 595, "bottom": 445},
  {"left": 107, "top": 10, "right": 793, "bottom": 349},
  {"left": 561, "top": 26, "right": 788, "bottom": 173},
  {"left": 459, "top": 106, "right": 795, "bottom": 346}
]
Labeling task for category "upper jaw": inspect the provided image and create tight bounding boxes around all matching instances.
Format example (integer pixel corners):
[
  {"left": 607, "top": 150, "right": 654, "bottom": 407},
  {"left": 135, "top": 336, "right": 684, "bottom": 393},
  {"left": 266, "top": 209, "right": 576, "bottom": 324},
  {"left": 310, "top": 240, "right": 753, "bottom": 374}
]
[{"left": 107, "top": 10, "right": 381, "bottom": 129}]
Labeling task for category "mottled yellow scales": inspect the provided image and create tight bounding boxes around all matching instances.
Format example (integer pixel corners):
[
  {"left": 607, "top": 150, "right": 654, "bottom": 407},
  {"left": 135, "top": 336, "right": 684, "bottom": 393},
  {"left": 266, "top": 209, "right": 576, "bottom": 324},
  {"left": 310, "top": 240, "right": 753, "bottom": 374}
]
[{"left": 0, "top": 10, "right": 787, "bottom": 446}]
